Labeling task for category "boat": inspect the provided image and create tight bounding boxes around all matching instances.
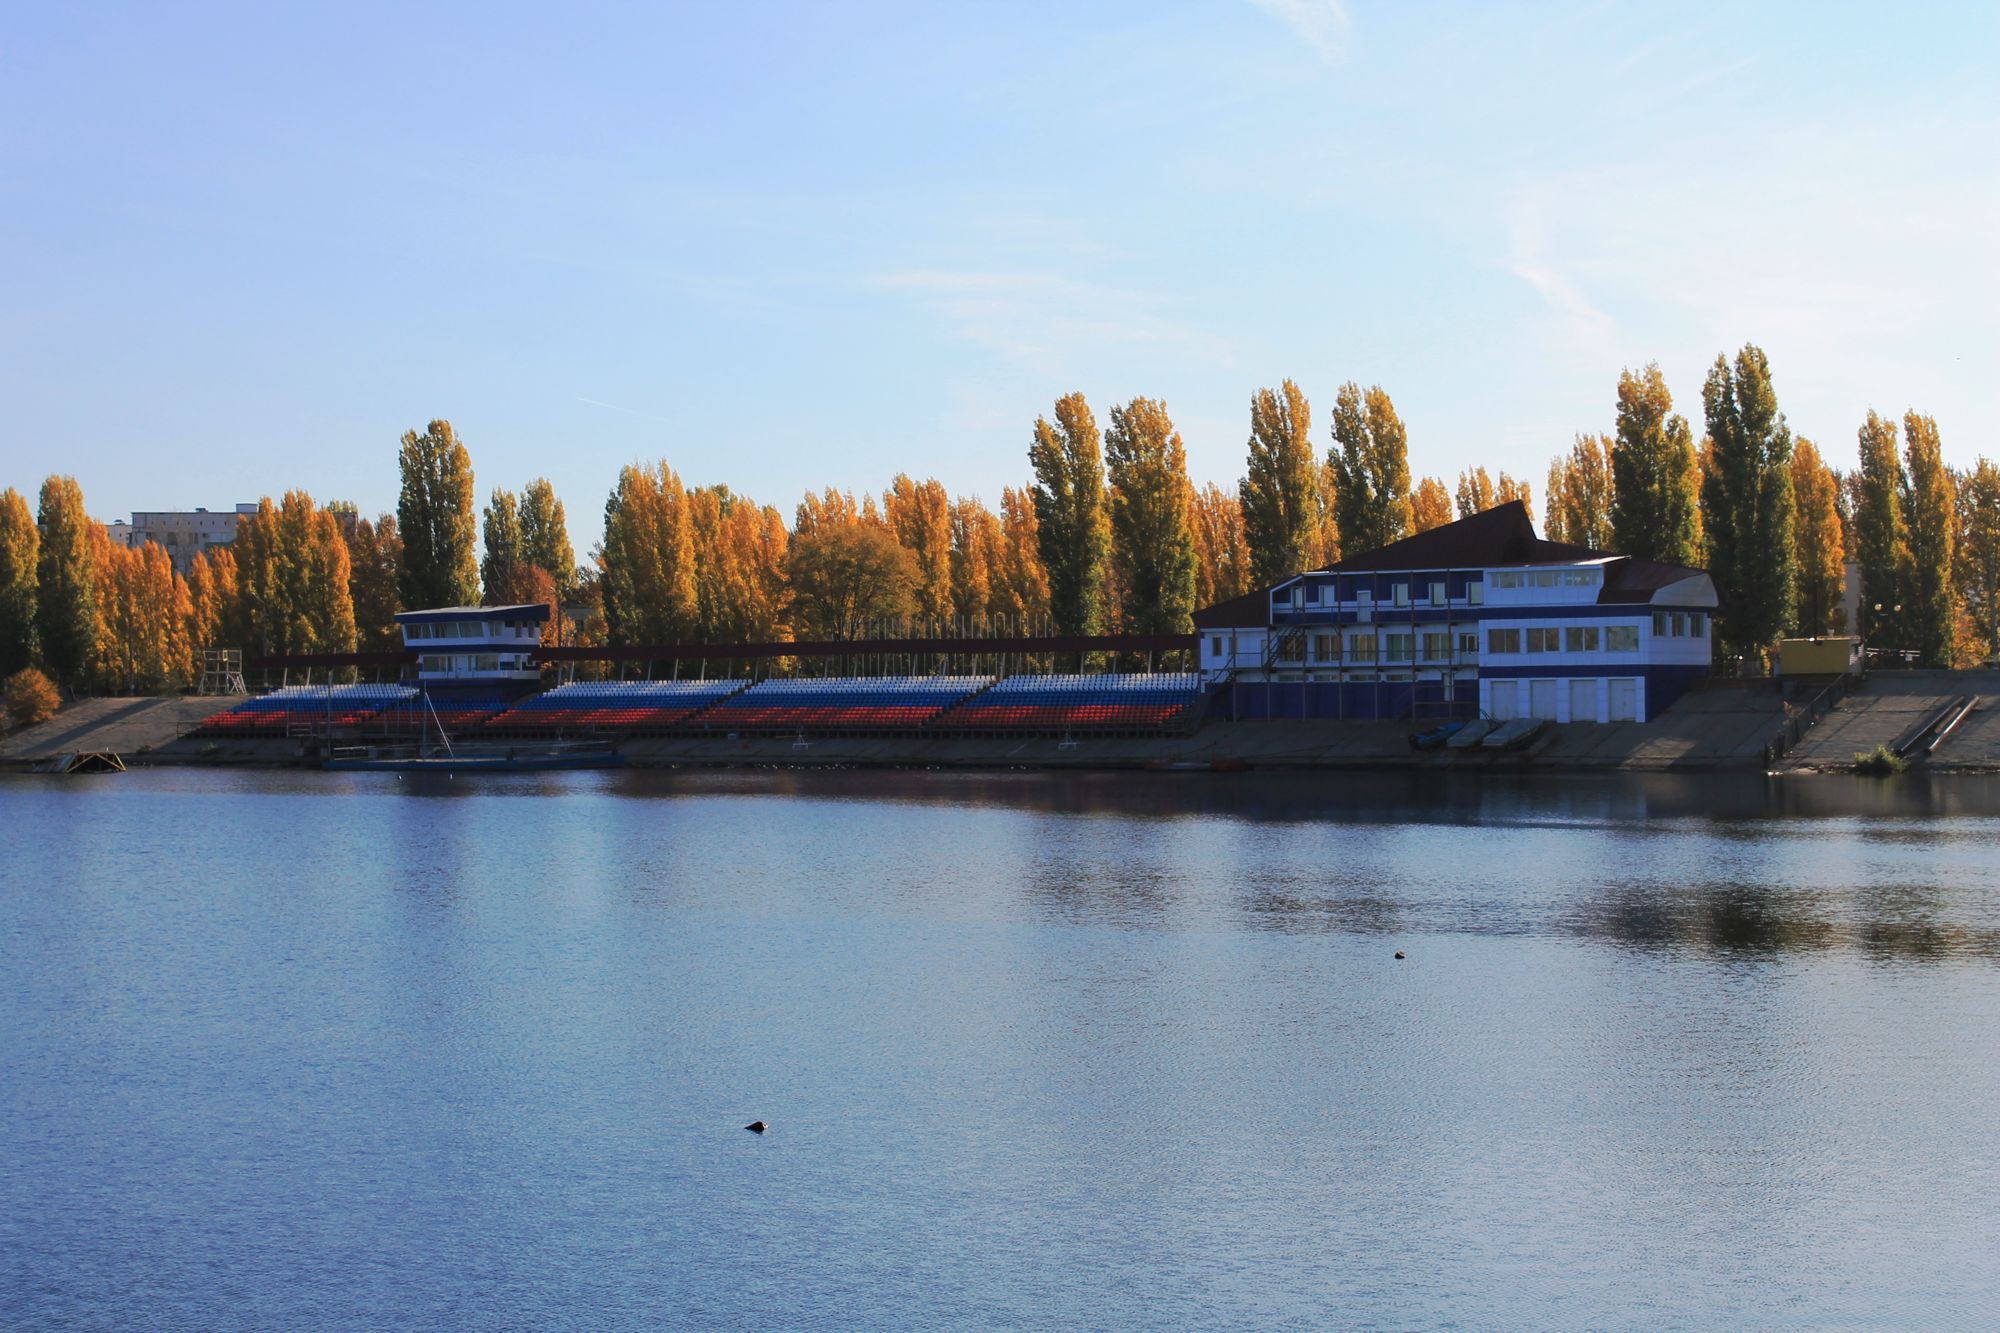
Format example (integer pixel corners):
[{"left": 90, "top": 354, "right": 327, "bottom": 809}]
[
  {"left": 1446, "top": 718, "right": 1497, "bottom": 749},
  {"left": 1480, "top": 718, "right": 1549, "bottom": 750},
  {"left": 1408, "top": 719, "right": 1467, "bottom": 751},
  {"left": 324, "top": 748, "right": 622, "bottom": 772}
]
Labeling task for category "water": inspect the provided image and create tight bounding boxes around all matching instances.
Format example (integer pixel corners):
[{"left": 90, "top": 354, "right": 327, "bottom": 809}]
[{"left": 4, "top": 768, "right": 1999, "bottom": 1328}]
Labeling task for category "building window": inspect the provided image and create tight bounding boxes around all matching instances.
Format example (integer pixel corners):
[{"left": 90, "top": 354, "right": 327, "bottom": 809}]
[
  {"left": 1459, "top": 632, "right": 1478, "bottom": 655},
  {"left": 1491, "top": 571, "right": 1522, "bottom": 589},
  {"left": 1210, "top": 636, "right": 1223, "bottom": 656},
  {"left": 1429, "top": 581, "right": 1446, "bottom": 604},
  {"left": 1690, "top": 612, "right": 1706, "bottom": 636},
  {"left": 1355, "top": 587, "right": 1373, "bottom": 605},
  {"left": 1526, "top": 627, "right": 1560, "bottom": 653},
  {"left": 1392, "top": 583, "right": 1410, "bottom": 607},
  {"left": 1487, "top": 628, "right": 1521, "bottom": 654},
  {"left": 1468, "top": 581, "right": 1484, "bottom": 604},
  {"left": 1562, "top": 570, "right": 1598, "bottom": 586},
  {"left": 1422, "top": 632, "right": 1450, "bottom": 659},
  {"left": 1565, "top": 626, "right": 1601, "bottom": 653},
  {"left": 1312, "top": 633, "right": 1337, "bottom": 661},
  {"left": 1349, "top": 633, "right": 1378, "bottom": 662},
  {"left": 1529, "top": 570, "right": 1559, "bottom": 588},
  {"left": 1606, "top": 625, "right": 1639, "bottom": 652},
  {"left": 1385, "top": 633, "right": 1413, "bottom": 662}
]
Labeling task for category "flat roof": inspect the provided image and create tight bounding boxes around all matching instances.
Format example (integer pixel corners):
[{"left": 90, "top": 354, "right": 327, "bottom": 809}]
[{"left": 395, "top": 604, "right": 552, "bottom": 623}]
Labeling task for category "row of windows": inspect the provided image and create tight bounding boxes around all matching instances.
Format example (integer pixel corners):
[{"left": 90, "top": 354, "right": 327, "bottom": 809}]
[
  {"left": 1488, "top": 625, "right": 1642, "bottom": 654},
  {"left": 1653, "top": 611, "right": 1704, "bottom": 637},
  {"left": 1488, "top": 569, "right": 1601, "bottom": 590},
  {"left": 406, "top": 620, "right": 534, "bottom": 641},
  {"left": 1268, "top": 631, "right": 1481, "bottom": 664},
  {"left": 418, "top": 654, "right": 532, "bottom": 672},
  {"left": 1287, "top": 581, "right": 1484, "bottom": 609}
]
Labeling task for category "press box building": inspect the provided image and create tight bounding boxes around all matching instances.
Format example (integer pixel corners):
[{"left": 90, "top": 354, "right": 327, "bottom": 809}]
[{"left": 1193, "top": 502, "right": 1715, "bottom": 723}]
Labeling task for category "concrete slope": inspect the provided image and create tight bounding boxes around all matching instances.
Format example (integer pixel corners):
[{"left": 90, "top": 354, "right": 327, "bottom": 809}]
[
  {"left": 1779, "top": 671, "right": 2000, "bottom": 770},
  {"left": 1, "top": 696, "right": 242, "bottom": 762}
]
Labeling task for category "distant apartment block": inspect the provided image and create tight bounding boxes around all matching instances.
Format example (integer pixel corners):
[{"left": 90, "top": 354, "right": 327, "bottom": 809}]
[{"left": 105, "top": 504, "right": 259, "bottom": 574}]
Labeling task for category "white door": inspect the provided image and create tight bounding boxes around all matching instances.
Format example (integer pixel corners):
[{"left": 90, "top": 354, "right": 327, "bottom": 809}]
[
  {"left": 1489, "top": 680, "right": 1518, "bottom": 721},
  {"left": 1608, "top": 678, "right": 1638, "bottom": 722},
  {"left": 1569, "top": 678, "right": 1597, "bottom": 723},
  {"left": 1530, "top": 678, "right": 1558, "bottom": 720}
]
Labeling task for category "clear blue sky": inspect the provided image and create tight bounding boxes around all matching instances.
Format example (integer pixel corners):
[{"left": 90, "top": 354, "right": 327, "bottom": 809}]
[{"left": 4, "top": 2, "right": 1995, "bottom": 549}]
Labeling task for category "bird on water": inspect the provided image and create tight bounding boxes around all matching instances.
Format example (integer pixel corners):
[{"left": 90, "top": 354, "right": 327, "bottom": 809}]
[{"left": 745, "top": 1120, "right": 767, "bottom": 1134}]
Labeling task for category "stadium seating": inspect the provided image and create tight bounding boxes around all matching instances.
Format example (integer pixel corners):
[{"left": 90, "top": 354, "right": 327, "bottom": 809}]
[
  {"left": 710, "top": 676, "right": 994, "bottom": 732},
  {"left": 483, "top": 679, "right": 746, "bottom": 735},
  {"left": 373, "top": 689, "right": 517, "bottom": 734},
  {"left": 190, "top": 684, "right": 417, "bottom": 736},
  {"left": 938, "top": 673, "right": 1202, "bottom": 732}
]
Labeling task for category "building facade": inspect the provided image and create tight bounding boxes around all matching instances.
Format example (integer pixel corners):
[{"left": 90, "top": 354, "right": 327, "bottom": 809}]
[
  {"left": 394, "top": 605, "right": 551, "bottom": 687},
  {"left": 109, "top": 504, "right": 259, "bottom": 574},
  {"left": 1193, "top": 502, "right": 1715, "bottom": 723}
]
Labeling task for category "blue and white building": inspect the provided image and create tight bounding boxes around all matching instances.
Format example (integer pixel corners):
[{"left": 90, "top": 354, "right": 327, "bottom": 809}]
[
  {"left": 394, "top": 604, "right": 551, "bottom": 686},
  {"left": 1194, "top": 502, "right": 1715, "bottom": 723}
]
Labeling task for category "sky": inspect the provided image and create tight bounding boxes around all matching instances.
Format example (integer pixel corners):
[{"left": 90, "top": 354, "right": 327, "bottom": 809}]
[{"left": 4, "top": 1, "right": 1996, "bottom": 550}]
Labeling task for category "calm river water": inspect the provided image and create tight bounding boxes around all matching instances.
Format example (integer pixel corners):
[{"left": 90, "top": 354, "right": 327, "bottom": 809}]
[{"left": 4, "top": 768, "right": 1999, "bottom": 1328}]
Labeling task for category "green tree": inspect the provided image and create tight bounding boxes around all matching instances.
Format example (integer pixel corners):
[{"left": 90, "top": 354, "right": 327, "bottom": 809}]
[
  {"left": 1028, "top": 392, "right": 1112, "bottom": 634},
  {"left": 1105, "top": 397, "right": 1199, "bottom": 635},
  {"left": 1700, "top": 345, "right": 1795, "bottom": 661},
  {"left": 396, "top": 419, "right": 479, "bottom": 610},
  {"left": 1789, "top": 439, "right": 1847, "bottom": 636},
  {"left": 1902, "top": 411, "right": 1957, "bottom": 666},
  {"left": 0, "top": 487, "right": 38, "bottom": 676},
  {"left": 1958, "top": 459, "right": 2000, "bottom": 663},
  {"left": 786, "top": 523, "right": 919, "bottom": 639},
  {"left": 480, "top": 488, "right": 523, "bottom": 600},
  {"left": 1852, "top": 409, "right": 1908, "bottom": 651},
  {"left": 519, "top": 479, "right": 575, "bottom": 595},
  {"left": 1610, "top": 363, "right": 1702, "bottom": 565},
  {"left": 35, "top": 476, "right": 99, "bottom": 688},
  {"left": 1239, "top": 379, "right": 1321, "bottom": 585},
  {"left": 1328, "top": 383, "right": 1412, "bottom": 554}
]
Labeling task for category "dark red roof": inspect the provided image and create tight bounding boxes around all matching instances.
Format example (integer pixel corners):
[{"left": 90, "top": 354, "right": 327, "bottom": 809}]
[{"left": 1192, "top": 587, "right": 1273, "bottom": 629}]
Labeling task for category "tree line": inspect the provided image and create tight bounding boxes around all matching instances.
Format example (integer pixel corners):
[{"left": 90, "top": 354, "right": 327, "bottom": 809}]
[{"left": 3, "top": 347, "right": 1995, "bottom": 700}]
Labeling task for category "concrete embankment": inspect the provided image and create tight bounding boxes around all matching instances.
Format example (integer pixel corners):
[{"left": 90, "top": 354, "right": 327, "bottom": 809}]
[
  {"left": 7, "top": 681, "right": 1812, "bottom": 774},
  {"left": 1778, "top": 670, "right": 2000, "bottom": 773},
  {"left": 0, "top": 696, "right": 243, "bottom": 770}
]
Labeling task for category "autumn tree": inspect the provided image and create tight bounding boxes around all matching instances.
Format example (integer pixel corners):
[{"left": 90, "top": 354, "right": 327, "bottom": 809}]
[
  {"left": 1610, "top": 363, "right": 1702, "bottom": 566},
  {"left": 1957, "top": 459, "right": 2000, "bottom": 663},
  {"left": 599, "top": 463, "right": 698, "bottom": 644},
  {"left": 1240, "top": 379, "right": 1321, "bottom": 585},
  {"left": 234, "top": 492, "right": 358, "bottom": 657},
  {"left": 1409, "top": 477, "right": 1453, "bottom": 533},
  {"left": 480, "top": 488, "right": 523, "bottom": 599},
  {"left": 794, "top": 488, "right": 865, "bottom": 537},
  {"left": 1028, "top": 392, "right": 1112, "bottom": 635},
  {"left": 884, "top": 474, "right": 954, "bottom": 620},
  {"left": 396, "top": 419, "right": 479, "bottom": 610},
  {"left": 1495, "top": 472, "right": 1534, "bottom": 524},
  {"left": 1328, "top": 382, "right": 1411, "bottom": 555},
  {"left": 1700, "top": 345, "right": 1795, "bottom": 661},
  {"left": 1103, "top": 398, "right": 1200, "bottom": 634},
  {"left": 0, "top": 487, "right": 38, "bottom": 676},
  {"left": 1789, "top": 439, "right": 1846, "bottom": 636},
  {"left": 5, "top": 667, "right": 59, "bottom": 728},
  {"left": 1852, "top": 410, "right": 1908, "bottom": 651},
  {"left": 1902, "top": 412, "right": 1957, "bottom": 666},
  {"left": 1546, "top": 435, "right": 1614, "bottom": 547},
  {"left": 949, "top": 497, "right": 1004, "bottom": 623},
  {"left": 35, "top": 476, "right": 99, "bottom": 688},
  {"left": 345, "top": 514, "right": 404, "bottom": 651},
  {"left": 996, "top": 486, "right": 1051, "bottom": 624},
  {"left": 96, "top": 542, "right": 193, "bottom": 692},
  {"left": 786, "top": 523, "right": 919, "bottom": 638},
  {"left": 1454, "top": 468, "right": 1496, "bottom": 520},
  {"left": 519, "top": 479, "right": 575, "bottom": 595},
  {"left": 186, "top": 547, "right": 248, "bottom": 660},
  {"left": 1191, "top": 483, "right": 1251, "bottom": 607}
]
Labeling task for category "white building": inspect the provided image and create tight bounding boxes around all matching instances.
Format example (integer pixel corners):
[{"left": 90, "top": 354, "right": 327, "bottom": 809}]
[
  {"left": 111, "top": 504, "right": 259, "bottom": 574},
  {"left": 394, "top": 605, "right": 551, "bottom": 685},
  {"left": 1193, "top": 501, "right": 1716, "bottom": 723}
]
